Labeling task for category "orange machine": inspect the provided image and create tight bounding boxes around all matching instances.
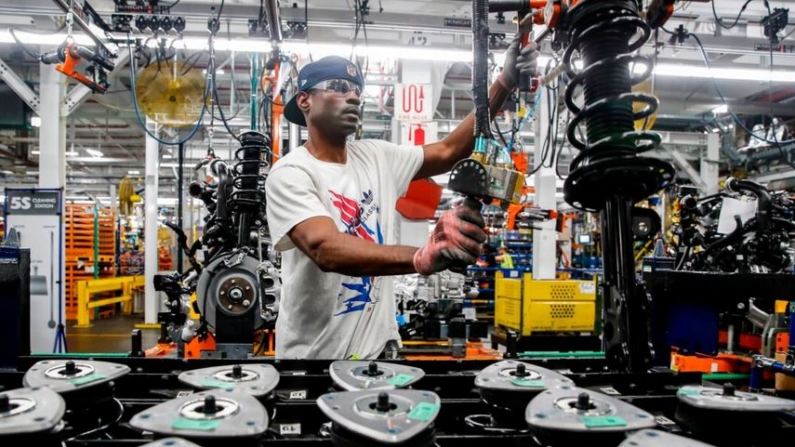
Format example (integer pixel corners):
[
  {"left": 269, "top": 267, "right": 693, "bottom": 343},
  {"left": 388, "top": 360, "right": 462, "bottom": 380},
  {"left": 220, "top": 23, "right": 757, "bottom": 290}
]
[
  {"left": 262, "top": 54, "right": 285, "bottom": 161},
  {"left": 41, "top": 41, "right": 112, "bottom": 93}
]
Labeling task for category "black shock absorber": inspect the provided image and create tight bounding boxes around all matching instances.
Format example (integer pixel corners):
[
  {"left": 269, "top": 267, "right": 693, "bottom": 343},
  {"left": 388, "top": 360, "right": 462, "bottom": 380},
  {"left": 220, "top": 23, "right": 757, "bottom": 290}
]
[
  {"left": 561, "top": 0, "right": 675, "bottom": 374},
  {"left": 231, "top": 131, "right": 272, "bottom": 247}
]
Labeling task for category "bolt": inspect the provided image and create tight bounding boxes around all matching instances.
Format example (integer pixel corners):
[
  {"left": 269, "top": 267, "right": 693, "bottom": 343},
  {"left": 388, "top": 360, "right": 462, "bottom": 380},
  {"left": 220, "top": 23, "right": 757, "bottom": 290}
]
[
  {"left": 231, "top": 279, "right": 237, "bottom": 284},
  {"left": 245, "top": 286, "right": 251, "bottom": 291},
  {"left": 228, "top": 304, "right": 233, "bottom": 310},
  {"left": 575, "top": 392, "right": 591, "bottom": 410},
  {"left": 64, "top": 360, "right": 77, "bottom": 375},
  {"left": 232, "top": 365, "right": 242, "bottom": 378},
  {"left": 220, "top": 291, "right": 225, "bottom": 296},
  {"left": 723, "top": 383, "right": 736, "bottom": 397},
  {"left": 243, "top": 299, "right": 251, "bottom": 306},
  {"left": 375, "top": 392, "right": 390, "bottom": 412},
  {"left": 203, "top": 395, "right": 217, "bottom": 414},
  {"left": 515, "top": 363, "right": 528, "bottom": 377}
]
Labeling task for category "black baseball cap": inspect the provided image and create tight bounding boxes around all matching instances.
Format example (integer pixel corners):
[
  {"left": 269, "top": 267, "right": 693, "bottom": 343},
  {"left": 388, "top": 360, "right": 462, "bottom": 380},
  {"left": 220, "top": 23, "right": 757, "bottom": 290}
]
[{"left": 284, "top": 56, "right": 364, "bottom": 126}]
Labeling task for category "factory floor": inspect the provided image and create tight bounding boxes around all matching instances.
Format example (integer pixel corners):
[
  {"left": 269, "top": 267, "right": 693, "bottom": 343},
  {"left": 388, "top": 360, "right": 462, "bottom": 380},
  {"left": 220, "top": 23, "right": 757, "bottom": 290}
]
[{"left": 66, "top": 315, "right": 160, "bottom": 354}]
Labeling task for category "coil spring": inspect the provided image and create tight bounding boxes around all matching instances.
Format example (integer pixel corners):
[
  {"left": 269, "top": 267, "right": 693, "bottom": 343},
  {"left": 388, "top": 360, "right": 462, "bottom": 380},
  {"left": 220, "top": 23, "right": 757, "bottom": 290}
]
[
  {"left": 230, "top": 131, "right": 271, "bottom": 213},
  {"left": 562, "top": 0, "right": 674, "bottom": 211}
]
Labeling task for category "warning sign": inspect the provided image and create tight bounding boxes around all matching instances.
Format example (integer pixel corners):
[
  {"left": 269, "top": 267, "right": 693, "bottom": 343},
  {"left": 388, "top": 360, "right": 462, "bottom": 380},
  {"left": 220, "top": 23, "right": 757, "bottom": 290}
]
[
  {"left": 394, "top": 83, "right": 433, "bottom": 122},
  {"left": 400, "top": 121, "right": 438, "bottom": 146}
]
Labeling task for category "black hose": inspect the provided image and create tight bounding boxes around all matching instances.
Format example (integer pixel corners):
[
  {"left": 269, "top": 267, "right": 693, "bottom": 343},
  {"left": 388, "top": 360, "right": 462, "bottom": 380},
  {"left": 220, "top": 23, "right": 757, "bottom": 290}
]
[
  {"left": 675, "top": 246, "right": 691, "bottom": 271},
  {"left": 488, "top": 0, "right": 528, "bottom": 12},
  {"left": 703, "top": 216, "right": 749, "bottom": 255},
  {"left": 725, "top": 177, "right": 772, "bottom": 232},
  {"left": 472, "top": 0, "right": 491, "bottom": 138}
]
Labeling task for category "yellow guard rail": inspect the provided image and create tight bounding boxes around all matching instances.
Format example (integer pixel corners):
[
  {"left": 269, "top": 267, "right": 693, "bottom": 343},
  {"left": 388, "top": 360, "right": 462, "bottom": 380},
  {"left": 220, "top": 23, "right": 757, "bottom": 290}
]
[{"left": 75, "top": 276, "right": 144, "bottom": 327}]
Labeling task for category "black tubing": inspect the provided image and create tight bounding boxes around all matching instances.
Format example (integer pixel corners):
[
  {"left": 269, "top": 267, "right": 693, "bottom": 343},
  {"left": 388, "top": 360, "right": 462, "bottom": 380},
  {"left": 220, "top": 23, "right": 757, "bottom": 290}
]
[
  {"left": 473, "top": 0, "right": 492, "bottom": 138},
  {"left": 725, "top": 177, "right": 772, "bottom": 232}
]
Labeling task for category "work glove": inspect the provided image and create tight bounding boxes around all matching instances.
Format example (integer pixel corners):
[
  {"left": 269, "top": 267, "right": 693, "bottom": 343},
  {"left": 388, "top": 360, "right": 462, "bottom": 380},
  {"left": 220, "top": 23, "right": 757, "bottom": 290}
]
[
  {"left": 413, "top": 201, "right": 487, "bottom": 276},
  {"left": 499, "top": 28, "right": 541, "bottom": 90}
]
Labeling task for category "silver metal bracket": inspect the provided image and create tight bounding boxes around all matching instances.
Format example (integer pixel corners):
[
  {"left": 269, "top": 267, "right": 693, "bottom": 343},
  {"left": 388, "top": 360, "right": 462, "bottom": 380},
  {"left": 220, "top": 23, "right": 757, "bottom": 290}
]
[
  {"left": 317, "top": 389, "right": 440, "bottom": 445},
  {"left": 329, "top": 360, "right": 425, "bottom": 391},
  {"left": 178, "top": 364, "right": 280, "bottom": 397},
  {"left": 129, "top": 389, "right": 269, "bottom": 438},
  {"left": 0, "top": 386, "right": 65, "bottom": 436},
  {"left": 525, "top": 384, "right": 657, "bottom": 434},
  {"left": 619, "top": 429, "right": 717, "bottom": 447},
  {"left": 23, "top": 359, "right": 130, "bottom": 394}
]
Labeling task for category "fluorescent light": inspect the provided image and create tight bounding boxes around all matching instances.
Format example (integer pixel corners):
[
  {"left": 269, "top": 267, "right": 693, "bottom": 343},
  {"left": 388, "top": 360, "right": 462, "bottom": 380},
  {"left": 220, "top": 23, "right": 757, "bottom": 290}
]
[
  {"left": 0, "top": 29, "right": 92, "bottom": 46},
  {"left": 282, "top": 42, "right": 475, "bottom": 63},
  {"left": 203, "top": 69, "right": 225, "bottom": 75},
  {"left": 180, "top": 36, "right": 271, "bottom": 52},
  {"left": 86, "top": 148, "right": 104, "bottom": 158},
  {"left": 654, "top": 64, "right": 795, "bottom": 83},
  {"left": 31, "top": 150, "right": 40, "bottom": 155},
  {"left": 1, "top": 170, "right": 14, "bottom": 175},
  {"left": 162, "top": 154, "right": 173, "bottom": 159},
  {"left": 127, "top": 170, "right": 140, "bottom": 175},
  {"left": 712, "top": 104, "right": 729, "bottom": 114},
  {"left": 65, "top": 151, "right": 78, "bottom": 156},
  {"left": 6, "top": 28, "right": 789, "bottom": 83},
  {"left": 30, "top": 116, "right": 41, "bottom": 127},
  {"left": 1, "top": 30, "right": 270, "bottom": 53}
]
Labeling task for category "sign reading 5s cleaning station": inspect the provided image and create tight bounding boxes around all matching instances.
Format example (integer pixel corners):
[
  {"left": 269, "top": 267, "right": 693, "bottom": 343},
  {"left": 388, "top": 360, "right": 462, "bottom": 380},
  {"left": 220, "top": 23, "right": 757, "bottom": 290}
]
[
  {"left": 5, "top": 189, "right": 61, "bottom": 215},
  {"left": 4, "top": 188, "right": 65, "bottom": 354}
]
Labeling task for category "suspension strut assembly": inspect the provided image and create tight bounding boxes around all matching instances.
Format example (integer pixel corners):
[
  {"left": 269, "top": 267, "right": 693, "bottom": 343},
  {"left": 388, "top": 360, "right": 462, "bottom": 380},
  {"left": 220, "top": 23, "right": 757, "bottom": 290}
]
[
  {"left": 559, "top": 0, "right": 675, "bottom": 373},
  {"left": 231, "top": 131, "right": 271, "bottom": 247}
]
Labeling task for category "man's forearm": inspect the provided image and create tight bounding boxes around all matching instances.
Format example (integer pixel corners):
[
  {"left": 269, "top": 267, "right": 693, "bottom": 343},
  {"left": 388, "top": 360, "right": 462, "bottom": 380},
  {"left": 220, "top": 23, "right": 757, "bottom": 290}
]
[{"left": 314, "top": 232, "right": 419, "bottom": 277}]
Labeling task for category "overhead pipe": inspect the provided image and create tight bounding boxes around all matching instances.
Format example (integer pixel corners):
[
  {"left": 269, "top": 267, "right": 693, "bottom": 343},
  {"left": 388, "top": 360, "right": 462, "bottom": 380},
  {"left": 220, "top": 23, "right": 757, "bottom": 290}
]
[{"left": 264, "top": 0, "right": 283, "bottom": 42}]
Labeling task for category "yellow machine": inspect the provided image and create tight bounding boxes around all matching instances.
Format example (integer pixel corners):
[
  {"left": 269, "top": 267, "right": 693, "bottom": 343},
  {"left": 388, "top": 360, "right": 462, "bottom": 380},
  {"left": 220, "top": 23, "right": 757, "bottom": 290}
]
[{"left": 495, "top": 271, "right": 597, "bottom": 335}]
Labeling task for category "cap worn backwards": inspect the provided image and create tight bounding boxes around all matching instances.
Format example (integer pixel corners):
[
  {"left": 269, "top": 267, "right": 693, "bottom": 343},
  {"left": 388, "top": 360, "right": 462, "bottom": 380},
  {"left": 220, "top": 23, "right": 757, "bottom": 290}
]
[{"left": 283, "top": 56, "right": 364, "bottom": 126}]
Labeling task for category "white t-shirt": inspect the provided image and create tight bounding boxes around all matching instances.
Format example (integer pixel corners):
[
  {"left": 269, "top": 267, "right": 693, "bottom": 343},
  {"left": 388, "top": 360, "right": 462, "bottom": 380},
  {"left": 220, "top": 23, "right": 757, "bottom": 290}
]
[{"left": 265, "top": 140, "right": 424, "bottom": 359}]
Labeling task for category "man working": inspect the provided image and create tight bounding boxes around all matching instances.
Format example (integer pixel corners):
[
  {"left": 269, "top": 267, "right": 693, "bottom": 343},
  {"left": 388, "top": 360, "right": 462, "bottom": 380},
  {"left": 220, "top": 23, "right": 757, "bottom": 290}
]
[
  {"left": 496, "top": 246, "right": 515, "bottom": 269},
  {"left": 266, "top": 33, "right": 538, "bottom": 359}
]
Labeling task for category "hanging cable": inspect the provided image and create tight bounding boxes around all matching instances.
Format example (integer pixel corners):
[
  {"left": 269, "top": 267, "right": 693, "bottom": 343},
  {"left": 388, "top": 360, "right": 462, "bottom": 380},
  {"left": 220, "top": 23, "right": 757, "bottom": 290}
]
[
  {"left": 687, "top": 33, "right": 795, "bottom": 149},
  {"left": 711, "top": 0, "right": 754, "bottom": 30}
]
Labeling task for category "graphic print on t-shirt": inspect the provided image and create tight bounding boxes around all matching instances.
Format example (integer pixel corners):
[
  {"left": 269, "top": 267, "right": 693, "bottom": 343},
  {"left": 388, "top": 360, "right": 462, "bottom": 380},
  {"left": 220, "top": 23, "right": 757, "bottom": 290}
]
[
  {"left": 329, "top": 190, "right": 383, "bottom": 243},
  {"left": 329, "top": 189, "right": 383, "bottom": 316}
]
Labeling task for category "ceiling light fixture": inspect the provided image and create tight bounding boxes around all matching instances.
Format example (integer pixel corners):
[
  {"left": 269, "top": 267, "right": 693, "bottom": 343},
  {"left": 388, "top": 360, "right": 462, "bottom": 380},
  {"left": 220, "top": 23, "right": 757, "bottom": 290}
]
[
  {"left": 712, "top": 104, "right": 729, "bottom": 114},
  {"left": 655, "top": 64, "right": 795, "bottom": 83},
  {"left": 86, "top": 148, "right": 104, "bottom": 157},
  {"left": 3, "top": 29, "right": 793, "bottom": 83}
]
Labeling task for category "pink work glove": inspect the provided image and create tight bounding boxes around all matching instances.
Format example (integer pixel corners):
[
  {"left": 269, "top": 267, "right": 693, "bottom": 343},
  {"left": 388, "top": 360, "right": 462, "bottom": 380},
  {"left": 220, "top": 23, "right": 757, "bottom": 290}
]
[{"left": 413, "top": 202, "right": 487, "bottom": 276}]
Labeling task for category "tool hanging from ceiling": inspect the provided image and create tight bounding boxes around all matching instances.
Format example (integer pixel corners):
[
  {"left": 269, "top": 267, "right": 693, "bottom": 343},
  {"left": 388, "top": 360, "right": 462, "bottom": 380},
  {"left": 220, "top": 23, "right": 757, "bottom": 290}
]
[{"left": 35, "top": 0, "right": 119, "bottom": 92}]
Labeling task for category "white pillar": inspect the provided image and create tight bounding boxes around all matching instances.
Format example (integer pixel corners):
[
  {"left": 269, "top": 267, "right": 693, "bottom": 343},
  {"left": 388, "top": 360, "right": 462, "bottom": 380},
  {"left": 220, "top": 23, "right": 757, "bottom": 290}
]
[
  {"left": 288, "top": 121, "right": 301, "bottom": 154},
  {"left": 38, "top": 62, "right": 66, "bottom": 188},
  {"left": 37, "top": 62, "right": 66, "bottom": 343},
  {"left": 702, "top": 133, "right": 720, "bottom": 196},
  {"left": 109, "top": 184, "right": 117, "bottom": 213},
  {"left": 144, "top": 118, "right": 160, "bottom": 325},
  {"left": 532, "top": 87, "right": 558, "bottom": 279},
  {"left": 396, "top": 60, "right": 437, "bottom": 246}
]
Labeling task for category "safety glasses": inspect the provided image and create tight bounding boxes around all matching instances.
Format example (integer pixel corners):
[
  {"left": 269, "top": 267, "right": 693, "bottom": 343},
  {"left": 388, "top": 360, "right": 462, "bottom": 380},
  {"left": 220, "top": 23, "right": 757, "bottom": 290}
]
[{"left": 310, "top": 79, "right": 362, "bottom": 97}]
